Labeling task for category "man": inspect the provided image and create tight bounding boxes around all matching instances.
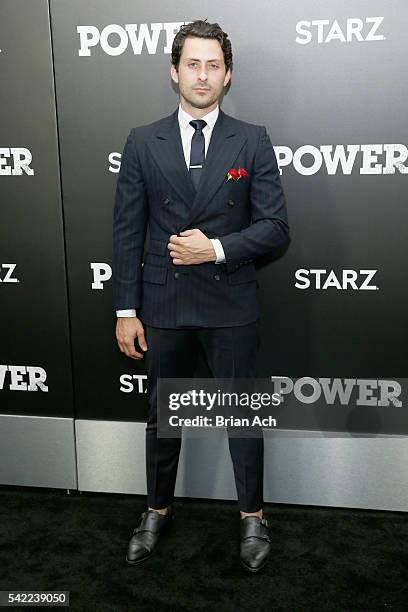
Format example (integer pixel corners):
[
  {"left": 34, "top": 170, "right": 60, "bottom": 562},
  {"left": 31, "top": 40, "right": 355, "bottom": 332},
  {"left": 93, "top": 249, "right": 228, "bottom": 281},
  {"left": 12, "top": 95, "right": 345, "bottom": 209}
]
[{"left": 112, "top": 19, "right": 289, "bottom": 573}]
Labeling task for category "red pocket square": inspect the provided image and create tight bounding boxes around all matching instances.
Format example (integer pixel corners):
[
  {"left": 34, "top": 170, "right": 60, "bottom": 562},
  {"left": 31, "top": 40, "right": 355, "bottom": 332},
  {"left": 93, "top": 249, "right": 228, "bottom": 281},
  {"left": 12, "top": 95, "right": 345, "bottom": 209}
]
[{"left": 226, "top": 166, "right": 250, "bottom": 181}]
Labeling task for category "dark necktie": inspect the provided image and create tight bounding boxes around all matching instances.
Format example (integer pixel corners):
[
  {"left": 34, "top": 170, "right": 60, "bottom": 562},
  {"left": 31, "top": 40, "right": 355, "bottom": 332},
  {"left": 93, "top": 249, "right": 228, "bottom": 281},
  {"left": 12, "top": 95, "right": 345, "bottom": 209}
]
[{"left": 189, "top": 119, "right": 207, "bottom": 191}]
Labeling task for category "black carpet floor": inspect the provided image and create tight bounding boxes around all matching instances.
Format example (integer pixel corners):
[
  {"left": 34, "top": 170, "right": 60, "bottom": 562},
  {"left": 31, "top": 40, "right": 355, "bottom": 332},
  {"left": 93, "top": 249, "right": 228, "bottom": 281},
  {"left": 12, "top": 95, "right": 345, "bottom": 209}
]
[{"left": 0, "top": 486, "right": 407, "bottom": 611}]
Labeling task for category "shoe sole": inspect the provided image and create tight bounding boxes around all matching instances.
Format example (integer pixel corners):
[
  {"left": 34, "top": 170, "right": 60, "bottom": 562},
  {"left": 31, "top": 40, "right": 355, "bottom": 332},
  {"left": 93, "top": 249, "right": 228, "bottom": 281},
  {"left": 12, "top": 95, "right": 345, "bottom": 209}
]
[
  {"left": 240, "top": 557, "right": 269, "bottom": 574},
  {"left": 125, "top": 551, "right": 154, "bottom": 566}
]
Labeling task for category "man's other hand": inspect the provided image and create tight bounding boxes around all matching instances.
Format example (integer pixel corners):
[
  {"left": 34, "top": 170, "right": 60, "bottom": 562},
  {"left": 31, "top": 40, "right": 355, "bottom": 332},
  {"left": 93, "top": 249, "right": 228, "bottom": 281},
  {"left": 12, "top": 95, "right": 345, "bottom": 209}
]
[
  {"left": 116, "top": 316, "right": 147, "bottom": 360},
  {"left": 168, "top": 229, "right": 216, "bottom": 265}
]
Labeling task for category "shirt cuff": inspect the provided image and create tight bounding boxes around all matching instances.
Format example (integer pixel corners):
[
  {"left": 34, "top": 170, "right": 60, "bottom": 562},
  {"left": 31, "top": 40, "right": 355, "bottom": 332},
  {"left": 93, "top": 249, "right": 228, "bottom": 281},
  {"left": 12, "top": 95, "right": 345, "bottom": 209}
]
[
  {"left": 116, "top": 309, "right": 137, "bottom": 317},
  {"left": 211, "top": 238, "right": 226, "bottom": 264}
]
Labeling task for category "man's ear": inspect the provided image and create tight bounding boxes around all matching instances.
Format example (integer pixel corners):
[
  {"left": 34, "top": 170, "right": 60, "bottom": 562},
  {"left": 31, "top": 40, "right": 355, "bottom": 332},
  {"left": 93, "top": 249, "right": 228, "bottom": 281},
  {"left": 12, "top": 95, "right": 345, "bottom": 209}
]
[
  {"left": 170, "top": 64, "right": 179, "bottom": 85},
  {"left": 224, "top": 68, "right": 231, "bottom": 87}
]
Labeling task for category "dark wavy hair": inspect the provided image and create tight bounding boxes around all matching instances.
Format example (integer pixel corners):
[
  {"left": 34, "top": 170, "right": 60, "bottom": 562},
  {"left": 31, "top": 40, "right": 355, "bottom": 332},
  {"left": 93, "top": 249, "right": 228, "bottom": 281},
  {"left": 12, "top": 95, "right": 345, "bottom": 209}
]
[{"left": 171, "top": 19, "right": 233, "bottom": 73}]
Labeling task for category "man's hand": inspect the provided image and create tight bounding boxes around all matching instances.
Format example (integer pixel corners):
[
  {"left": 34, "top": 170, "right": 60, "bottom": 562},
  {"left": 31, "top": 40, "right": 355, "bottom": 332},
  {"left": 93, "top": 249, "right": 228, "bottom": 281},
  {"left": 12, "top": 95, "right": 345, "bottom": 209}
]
[
  {"left": 168, "top": 229, "right": 216, "bottom": 265},
  {"left": 116, "top": 316, "right": 147, "bottom": 360}
]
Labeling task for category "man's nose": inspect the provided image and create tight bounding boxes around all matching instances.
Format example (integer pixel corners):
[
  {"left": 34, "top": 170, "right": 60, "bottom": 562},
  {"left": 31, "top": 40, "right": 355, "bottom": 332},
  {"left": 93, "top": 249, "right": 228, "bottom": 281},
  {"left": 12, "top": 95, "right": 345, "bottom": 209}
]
[{"left": 199, "top": 70, "right": 208, "bottom": 81}]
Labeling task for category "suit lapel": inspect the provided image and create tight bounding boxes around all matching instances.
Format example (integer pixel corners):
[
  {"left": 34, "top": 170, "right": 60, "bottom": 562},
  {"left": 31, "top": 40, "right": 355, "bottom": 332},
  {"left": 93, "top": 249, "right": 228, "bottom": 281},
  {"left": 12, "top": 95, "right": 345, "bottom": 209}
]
[
  {"left": 146, "top": 107, "right": 248, "bottom": 227},
  {"left": 184, "top": 108, "right": 247, "bottom": 228},
  {"left": 147, "top": 108, "right": 196, "bottom": 208}
]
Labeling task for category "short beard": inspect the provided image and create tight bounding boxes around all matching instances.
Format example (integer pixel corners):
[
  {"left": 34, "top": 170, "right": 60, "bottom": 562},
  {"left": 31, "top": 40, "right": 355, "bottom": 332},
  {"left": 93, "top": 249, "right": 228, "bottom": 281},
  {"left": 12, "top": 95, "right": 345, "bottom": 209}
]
[{"left": 181, "top": 89, "right": 219, "bottom": 110}]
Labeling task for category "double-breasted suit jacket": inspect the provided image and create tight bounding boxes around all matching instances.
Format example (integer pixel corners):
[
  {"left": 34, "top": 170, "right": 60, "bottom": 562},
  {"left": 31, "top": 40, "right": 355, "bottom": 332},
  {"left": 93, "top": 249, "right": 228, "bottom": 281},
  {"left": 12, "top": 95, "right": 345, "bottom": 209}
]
[{"left": 112, "top": 107, "right": 289, "bottom": 328}]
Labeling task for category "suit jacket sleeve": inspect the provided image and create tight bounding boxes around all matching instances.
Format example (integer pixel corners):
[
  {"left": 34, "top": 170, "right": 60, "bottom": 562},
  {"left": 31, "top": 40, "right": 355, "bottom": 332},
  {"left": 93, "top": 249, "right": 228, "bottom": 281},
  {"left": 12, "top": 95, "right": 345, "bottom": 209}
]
[
  {"left": 112, "top": 128, "right": 148, "bottom": 310},
  {"left": 218, "top": 126, "right": 289, "bottom": 263}
]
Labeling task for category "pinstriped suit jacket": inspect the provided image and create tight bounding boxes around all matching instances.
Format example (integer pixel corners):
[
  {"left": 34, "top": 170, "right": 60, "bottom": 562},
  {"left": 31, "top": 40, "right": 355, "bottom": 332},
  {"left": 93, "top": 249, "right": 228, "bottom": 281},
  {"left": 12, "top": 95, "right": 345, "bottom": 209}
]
[{"left": 112, "top": 107, "right": 289, "bottom": 328}]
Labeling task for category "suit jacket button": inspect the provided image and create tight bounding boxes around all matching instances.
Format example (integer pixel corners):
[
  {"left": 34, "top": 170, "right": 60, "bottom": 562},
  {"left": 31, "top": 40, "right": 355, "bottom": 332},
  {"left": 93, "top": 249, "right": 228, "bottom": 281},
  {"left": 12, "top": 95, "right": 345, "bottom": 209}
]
[
  {"left": 163, "top": 197, "right": 170, "bottom": 204},
  {"left": 227, "top": 199, "right": 235, "bottom": 207},
  {"left": 214, "top": 274, "right": 220, "bottom": 281},
  {"left": 174, "top": 272, "right": 179, "bottom": 279}
]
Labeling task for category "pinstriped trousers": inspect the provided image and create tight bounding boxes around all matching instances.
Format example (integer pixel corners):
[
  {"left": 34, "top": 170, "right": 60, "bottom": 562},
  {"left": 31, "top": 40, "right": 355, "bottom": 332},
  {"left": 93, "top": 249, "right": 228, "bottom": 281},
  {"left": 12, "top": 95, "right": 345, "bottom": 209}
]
[{"left": 144, "top": 321, "right": 264, "bottom": 512}]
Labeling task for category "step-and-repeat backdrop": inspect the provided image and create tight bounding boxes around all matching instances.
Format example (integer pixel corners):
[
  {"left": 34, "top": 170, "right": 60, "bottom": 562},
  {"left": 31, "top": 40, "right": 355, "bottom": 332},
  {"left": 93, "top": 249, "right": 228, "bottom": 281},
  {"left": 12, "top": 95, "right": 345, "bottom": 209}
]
[
  {"left": 0, "top": 0, "right": 73, "bottom": 419},
  {"left": 1, "top": 0, "right": 407, "bottom": 433}
]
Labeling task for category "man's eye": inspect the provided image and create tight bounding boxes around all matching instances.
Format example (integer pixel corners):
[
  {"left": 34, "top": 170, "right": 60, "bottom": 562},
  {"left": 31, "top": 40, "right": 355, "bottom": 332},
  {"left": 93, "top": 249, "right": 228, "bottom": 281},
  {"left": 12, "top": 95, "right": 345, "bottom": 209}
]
[
  {"left": 211, "top": 64, "right": 219, "bottom": 69},
  {"left": 189, "top": 63, "right": 197, "bottom": 68}
]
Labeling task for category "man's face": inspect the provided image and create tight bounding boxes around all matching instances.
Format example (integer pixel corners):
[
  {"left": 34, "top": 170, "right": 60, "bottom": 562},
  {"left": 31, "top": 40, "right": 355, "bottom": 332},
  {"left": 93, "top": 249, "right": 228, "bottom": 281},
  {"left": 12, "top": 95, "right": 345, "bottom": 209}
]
[{"left": 171, "top": 36, "right": 231, "bottom": 110}]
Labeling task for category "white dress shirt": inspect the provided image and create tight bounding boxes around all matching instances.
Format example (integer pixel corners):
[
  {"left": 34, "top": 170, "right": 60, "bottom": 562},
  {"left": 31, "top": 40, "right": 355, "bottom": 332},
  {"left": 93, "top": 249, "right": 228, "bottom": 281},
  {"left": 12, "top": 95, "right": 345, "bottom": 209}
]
[{"left": 117, "top": 103, "right": 226, "bottom": 317}]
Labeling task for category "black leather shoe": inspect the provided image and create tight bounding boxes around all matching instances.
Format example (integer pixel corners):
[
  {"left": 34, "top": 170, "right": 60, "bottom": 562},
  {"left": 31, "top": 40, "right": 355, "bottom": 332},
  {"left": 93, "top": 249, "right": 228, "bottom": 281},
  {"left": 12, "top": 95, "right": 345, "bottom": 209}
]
[
  {"left": 126, "top": 508, "right": 173, "bottom": 566},
  {"left": 240, "top": 516, "right": 271, "bottom": 573}
]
